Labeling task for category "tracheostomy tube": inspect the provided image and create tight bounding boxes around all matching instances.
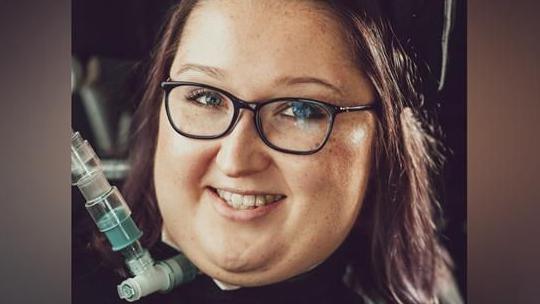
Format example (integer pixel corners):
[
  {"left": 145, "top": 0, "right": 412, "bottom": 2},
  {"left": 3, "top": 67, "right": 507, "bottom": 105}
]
[{"left": 71, "top": 130, "right": 198, "bottom": 302}]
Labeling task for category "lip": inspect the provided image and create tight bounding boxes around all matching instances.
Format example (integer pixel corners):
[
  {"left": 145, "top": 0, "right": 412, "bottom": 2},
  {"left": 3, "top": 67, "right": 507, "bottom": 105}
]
[{"left": 206, "top": 187, "right": 285, "bottom": 222}]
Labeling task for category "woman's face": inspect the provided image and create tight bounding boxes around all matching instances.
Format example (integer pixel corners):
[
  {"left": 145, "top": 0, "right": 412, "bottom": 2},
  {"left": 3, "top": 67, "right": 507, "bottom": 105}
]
[{"left": 154, "top": 0, "right": 376, "bottom": 286}]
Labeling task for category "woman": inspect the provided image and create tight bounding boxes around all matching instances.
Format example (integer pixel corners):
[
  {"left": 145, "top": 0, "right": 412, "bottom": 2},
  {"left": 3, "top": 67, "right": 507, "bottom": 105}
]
[{"left": 86, "top": 0, "right": 462, "bottom": 303}]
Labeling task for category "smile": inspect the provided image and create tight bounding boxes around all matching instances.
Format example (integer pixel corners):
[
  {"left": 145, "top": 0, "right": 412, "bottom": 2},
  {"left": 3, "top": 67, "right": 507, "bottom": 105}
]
[
  {"left": 214, "top": 188, "right": 286, "bottom": 210},
  {"left": 207, "top": 187, "right": 287, "bottom": 221}
]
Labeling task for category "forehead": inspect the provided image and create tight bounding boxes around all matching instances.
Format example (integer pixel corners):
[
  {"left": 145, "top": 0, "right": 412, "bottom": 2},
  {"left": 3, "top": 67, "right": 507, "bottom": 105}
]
[
  {"left": 183, "top": 0, "right": 348, "bottom": 50},
  {"left": 172, "top": 0, "right": 362, "bottom": 92}
]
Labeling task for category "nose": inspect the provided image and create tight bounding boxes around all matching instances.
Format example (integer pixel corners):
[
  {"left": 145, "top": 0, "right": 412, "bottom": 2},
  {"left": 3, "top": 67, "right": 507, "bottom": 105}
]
[{"left": 215, "top": 111, "right": 271, "bottom": 177}]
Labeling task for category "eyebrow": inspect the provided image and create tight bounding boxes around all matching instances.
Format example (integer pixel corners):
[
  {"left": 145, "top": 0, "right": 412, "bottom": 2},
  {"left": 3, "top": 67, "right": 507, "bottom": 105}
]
[
  {"left": 275, "top": 75, "right": 345, "bottom": 96},
  {"left": 172, "top": 63, "right": 344, "bottom": 96},
  {"left": 172, "top": 63, "right": 226, "bottom": 80}
]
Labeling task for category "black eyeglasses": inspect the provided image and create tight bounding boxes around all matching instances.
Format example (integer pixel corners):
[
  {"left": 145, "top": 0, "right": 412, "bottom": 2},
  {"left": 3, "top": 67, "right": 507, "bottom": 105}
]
[{"left": 161, "top": 81, "right": 377, "bottom": 155}]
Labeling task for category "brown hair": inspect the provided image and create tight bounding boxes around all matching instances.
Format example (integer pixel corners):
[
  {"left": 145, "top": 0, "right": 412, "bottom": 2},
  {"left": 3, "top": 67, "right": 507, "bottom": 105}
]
[{"left": 94, "top": 1, "right": 453, "bottom": 303}]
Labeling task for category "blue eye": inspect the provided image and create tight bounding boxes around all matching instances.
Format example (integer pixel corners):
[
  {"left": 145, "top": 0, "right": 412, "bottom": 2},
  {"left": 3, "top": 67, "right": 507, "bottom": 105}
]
[
  {"left": 186, "top": 89, "right": 224, "bottom": 107},
  {"left": 281, "top": 101, "right": 326, "bottom": 120}
]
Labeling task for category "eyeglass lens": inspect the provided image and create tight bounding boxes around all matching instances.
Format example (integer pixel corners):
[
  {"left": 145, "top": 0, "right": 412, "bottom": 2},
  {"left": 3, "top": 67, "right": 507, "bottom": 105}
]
[{"left": 167, "top": 84, "right": 333, "bottom": 152}]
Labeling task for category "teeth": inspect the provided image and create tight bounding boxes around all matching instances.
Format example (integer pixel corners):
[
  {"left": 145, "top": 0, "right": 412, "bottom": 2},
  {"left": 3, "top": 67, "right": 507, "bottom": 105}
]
[
  {"left": 255, "top": 195, "right": 266, "bottom": 207},
  {"left": 243, "top": 195, "right": 255, "bottom": 209},
  {"left": 222, "top": 190, "right": 232, "bottom": 201},
  {"left": 243, "top": 195, "right": 255, "bottom": 205},
  {"left": 231, "top": 193, "right": 243, "bottom": 208},
  {"left": 215, "top": 189, "right": 284, "bottom": 210}
]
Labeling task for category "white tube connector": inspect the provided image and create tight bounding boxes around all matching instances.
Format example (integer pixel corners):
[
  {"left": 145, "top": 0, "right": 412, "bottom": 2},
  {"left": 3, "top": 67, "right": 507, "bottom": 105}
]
[
  {"left": 118, "top": 264, "right": 170, "bottom": 301},
  {"left": 117, "top": 254, "right": 198, "bottom": 302}
]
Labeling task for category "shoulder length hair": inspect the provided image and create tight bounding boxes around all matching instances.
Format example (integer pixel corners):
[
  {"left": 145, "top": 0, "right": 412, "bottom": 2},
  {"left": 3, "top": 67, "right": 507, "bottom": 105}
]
[{"left": 94, "top": 1, "right": 453, "bottom": 303}]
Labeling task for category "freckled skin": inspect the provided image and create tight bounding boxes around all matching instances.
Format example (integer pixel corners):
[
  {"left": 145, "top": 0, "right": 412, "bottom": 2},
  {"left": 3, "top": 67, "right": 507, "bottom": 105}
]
[{"left": 154, "top": 0, "right": 376, "bottom": 286}]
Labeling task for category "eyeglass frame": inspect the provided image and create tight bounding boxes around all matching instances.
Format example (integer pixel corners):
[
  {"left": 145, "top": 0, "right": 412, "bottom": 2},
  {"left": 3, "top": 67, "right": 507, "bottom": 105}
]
[{"left": 161, "top": 80, "right": 378, "bottom": 155}]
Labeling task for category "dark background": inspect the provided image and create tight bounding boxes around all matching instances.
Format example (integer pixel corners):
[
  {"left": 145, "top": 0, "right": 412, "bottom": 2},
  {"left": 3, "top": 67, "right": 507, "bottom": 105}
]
[{"left": 0, "top": 0, "right": 538, "bottom": 303}]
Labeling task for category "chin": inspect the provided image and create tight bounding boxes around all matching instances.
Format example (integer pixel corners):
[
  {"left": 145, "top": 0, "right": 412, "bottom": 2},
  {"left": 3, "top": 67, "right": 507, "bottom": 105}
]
[
  {"left": 194, "top": 250, "right": 288, "bottom": 287},
  {"left": 197, "top": 234, "right": 279, "bottom": 272},
  {"left": 208, "top": 267, "right": 285, "bottom": 288},
  {"left": 214, "top": 254, "right": 255, "bottom": 273}
]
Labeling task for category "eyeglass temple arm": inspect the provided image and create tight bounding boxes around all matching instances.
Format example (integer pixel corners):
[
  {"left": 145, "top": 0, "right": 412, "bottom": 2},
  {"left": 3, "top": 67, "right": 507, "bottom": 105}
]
[{"left": 337, "top": 103, "right": 377, "bottom": 113}]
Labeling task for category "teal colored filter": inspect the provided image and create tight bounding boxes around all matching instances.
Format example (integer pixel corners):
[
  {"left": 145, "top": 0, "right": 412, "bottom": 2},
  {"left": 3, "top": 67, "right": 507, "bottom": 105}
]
[
  {"left": 97, "top": 208, "right": 143, "bottom": 251},
  {"left": 73, "top": 130, "right": 198, "bottom": 302}
]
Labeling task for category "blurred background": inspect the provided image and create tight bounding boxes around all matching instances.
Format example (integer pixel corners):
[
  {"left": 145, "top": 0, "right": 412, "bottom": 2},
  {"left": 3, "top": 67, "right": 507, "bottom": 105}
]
[{"left": 71, "top": 0, "right": 466, "bottom": 297}]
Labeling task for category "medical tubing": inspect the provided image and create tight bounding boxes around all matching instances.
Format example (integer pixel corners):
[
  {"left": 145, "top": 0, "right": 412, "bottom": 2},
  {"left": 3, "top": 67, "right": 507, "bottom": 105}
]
[
  {"left": 71, "top": 130, "right": 198, "bottom": 302},
  {"left": 72, "top": 131, "right": 142, "bottom": 251},
  {"left": 71, "top": 131, "right": 101, "bottom": 185},
  {"left": 85, "top": 187, "right": 143, "bottom": 251},
  {"left": 117, "top": 254, "right": 198, "bottom": 302}
]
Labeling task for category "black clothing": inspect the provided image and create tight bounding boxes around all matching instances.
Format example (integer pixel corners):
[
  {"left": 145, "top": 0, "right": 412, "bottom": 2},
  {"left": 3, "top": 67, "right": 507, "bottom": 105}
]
[
  {"left": 73, "top": 241, "right": 366, "bottom": 304},
  {"left": 73, "top": 229, "right": 463, "bottom": 304}
]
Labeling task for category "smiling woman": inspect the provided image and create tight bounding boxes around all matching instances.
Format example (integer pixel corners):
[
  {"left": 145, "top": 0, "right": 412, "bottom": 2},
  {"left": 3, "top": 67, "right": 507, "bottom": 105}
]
[{"left": 84, "top": 0, "right": 463, "bottom": 303}]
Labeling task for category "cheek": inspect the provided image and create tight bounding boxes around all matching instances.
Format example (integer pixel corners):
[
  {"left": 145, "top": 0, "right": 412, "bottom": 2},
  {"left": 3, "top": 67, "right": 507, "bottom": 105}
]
[
  {"left": 156, "top": 115, "right": 198, "bottom": 187},
  {"left": 317, "top": 125, "right": 372, "bottom": 191},
  {"left": 349, "top": 127, "right": 367, "bottom": 145},
  {"left": 284, "top": 123, "right": 374, "bottom": 236},
  {"left": 154, "top": 107, "right": 216, "bottom": 212}
]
